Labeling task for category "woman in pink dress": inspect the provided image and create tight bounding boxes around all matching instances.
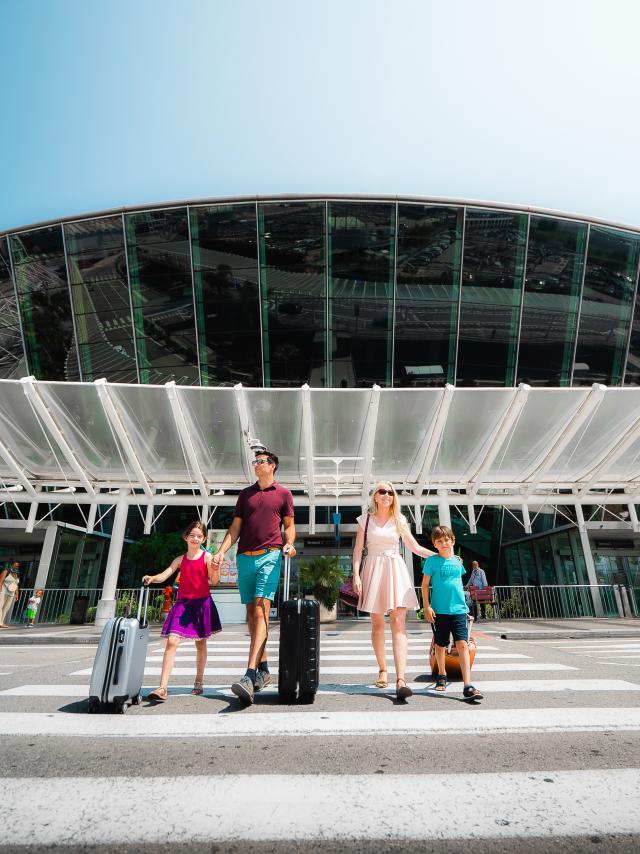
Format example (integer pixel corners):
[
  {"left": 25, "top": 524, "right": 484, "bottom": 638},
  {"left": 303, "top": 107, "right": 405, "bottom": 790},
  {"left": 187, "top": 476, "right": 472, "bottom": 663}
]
[{"left": 353, "top": 482, "right": 435, "bottom": 700}]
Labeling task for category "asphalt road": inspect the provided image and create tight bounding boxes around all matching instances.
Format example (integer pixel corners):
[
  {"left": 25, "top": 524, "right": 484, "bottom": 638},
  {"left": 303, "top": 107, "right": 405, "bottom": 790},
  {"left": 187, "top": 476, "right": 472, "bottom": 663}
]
[{"left": 3, "top": 623, "right": 640, "bottom": 852}]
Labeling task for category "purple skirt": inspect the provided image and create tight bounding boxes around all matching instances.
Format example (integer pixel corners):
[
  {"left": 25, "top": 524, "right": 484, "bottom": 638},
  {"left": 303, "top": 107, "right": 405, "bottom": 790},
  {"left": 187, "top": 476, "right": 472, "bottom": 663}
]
[{"left": 161, "top": 595, "right": 221, "bottom": 640}]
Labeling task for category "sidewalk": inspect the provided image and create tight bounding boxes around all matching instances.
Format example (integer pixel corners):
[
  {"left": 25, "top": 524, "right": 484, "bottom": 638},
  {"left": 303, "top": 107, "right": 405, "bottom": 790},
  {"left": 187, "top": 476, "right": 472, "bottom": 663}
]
[{"left": 1, "top": 616, "right": 639, "bottom": 644}]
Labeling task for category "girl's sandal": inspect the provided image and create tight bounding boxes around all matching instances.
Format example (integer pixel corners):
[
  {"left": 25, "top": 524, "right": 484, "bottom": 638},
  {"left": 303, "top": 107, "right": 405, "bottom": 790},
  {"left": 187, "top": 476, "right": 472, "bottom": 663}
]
[
  {"left": 191, "top": 679, "right": 204, "bottom": 696},
  {"left": 396, "top": 678, "right": 413, "bottom": 700},
  {"left": 434, "top": 674, "right": 447, "bottom": 692},
  {"left": 374, "top": 669, "right": 388, "bottom": 689},
  {"left": 147, "top": 686, "right": 168, "bottom": 702}
]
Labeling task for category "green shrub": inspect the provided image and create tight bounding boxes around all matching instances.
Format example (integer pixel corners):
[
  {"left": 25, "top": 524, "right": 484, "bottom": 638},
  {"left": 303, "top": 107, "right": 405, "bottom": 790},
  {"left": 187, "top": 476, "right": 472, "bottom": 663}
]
[
  {"left": 56, "top": 613, "right": 70, "bottom": 624},
  {"left": 86, "top": 606, "right": 97, "bottom": 623},
  {"left": 299, "top": 556, "right": 343, "bottom": 610}
]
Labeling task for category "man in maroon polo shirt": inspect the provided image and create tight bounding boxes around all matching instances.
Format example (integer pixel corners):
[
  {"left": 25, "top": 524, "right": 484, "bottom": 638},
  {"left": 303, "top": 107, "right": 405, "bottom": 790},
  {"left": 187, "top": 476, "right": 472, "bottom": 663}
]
[{"left": 212, "top": 450, "right": 296, "bottom": 704}]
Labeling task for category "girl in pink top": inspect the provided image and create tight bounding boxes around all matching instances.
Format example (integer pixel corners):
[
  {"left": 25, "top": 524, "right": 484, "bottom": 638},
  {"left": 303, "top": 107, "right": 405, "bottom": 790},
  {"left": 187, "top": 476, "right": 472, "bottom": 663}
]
[{"left": 143, "top": 520, "right": 221, "bottom": 702}]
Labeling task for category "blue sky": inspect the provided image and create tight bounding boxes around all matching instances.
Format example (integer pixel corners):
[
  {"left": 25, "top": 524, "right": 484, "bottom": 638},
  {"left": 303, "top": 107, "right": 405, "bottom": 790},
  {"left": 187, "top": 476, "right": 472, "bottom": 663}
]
[{"left": 1, "top": 0, "right": 639, "bottom": 232}]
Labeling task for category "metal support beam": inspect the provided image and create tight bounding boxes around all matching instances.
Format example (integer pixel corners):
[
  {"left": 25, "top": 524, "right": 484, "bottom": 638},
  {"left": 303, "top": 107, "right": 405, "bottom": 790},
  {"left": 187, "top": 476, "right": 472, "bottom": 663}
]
[
  {"left": 574, "top": 505, "right": 604, "bottom": 617},
  {"left": 521, "top": 503, "right": 532, "bottom": 535},
  {"left": 0, "top": 436, "right": 37, "bottom": 497},
  {"left": 21, "top": 377, "right": 96, "bottom": 498},
  {"left": 301, "top": 384, "right": 316, "bottom": 534},
  {"left": 144, "top": 503, "right": 154, "bottom": 535},
  {"left": 414, "top": 503, "right": 422, "bottom": 535},
  {"left": 33, "top": 524, "right": 59, "bottom": 590},
  {"left": 524, "top": 383, "right": 606, "bottom": 496},
  {"left": 468, "top": 503, "right": 477, "bottom": 535},
  {"left": 360, "top": 384, "right": 381, "bottom": 501},
  {"left": 95, "top": 493, "right": 129, "bottom": 628},
  {"left": 86, "top": 503, "right": 97, "bottom": 535},
  {"left": 25, "top": 501, "right": 38, "bottom": 534},
  {"left": 437, "top": 490, "right": 451, "bottom": 527},
  {"left": 628, "top": 503, "right": 640, "bottom": 534},
  {"left": 234, "top": 383, "right": 258, "bottom": 479},
  {"left": 165, "top": 381, "right": 209, "bottom": 501},
  {"left": 95, "top": 379, "right": 153, "bottom": 498},
  {"left": 413, "top": 384, "right": 455, "bottom": 498},
  {"left": 468, "top": 383, "right": 531, "bottom": 498}
]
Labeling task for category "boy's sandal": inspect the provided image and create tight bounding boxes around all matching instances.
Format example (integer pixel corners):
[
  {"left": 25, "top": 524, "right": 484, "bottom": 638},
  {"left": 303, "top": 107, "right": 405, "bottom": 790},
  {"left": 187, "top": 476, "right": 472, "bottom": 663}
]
[
  {"left": 147, "top": 687, "right": 168, "bottom": 702},
  {"left": 463, "top": 685, "right": 483, "bottom": 700},
  {"left": 374, "top": 669, "right": 388, "bottom": 689},
  {"left": 434, "top": 674, "right": 448, "bottom": 692},
  {"left": 396, "top": 678, "right": 413, "bottom": 700},
  {"left": 191, "top": 679, "right": 204, "bottom": 696}
]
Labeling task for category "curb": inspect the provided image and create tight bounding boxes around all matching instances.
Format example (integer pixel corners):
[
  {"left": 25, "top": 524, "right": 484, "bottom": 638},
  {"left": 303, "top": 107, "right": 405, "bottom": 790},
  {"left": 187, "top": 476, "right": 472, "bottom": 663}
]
[{"left": 500, "top": 630, "right": 640, "bottom": 640}]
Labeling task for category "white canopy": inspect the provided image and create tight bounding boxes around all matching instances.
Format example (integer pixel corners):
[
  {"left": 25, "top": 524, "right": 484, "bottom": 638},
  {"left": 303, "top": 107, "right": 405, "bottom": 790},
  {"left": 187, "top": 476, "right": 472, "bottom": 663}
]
[{"left": 0, "top": 379, "right": 640, "bottom": 526}]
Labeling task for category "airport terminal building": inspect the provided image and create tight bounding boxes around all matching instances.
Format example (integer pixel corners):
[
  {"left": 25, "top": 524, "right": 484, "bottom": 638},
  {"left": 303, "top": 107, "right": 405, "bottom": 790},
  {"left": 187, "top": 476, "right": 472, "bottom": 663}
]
[{"left": 1, "top": 194, "right": 640, "bottom": 621}]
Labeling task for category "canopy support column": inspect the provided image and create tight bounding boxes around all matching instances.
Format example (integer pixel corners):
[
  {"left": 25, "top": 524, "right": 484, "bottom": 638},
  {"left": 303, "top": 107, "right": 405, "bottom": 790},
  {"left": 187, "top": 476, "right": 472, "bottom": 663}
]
[
  {"left": 575, "top": 505, "right": 604, "bottom": 617},
  {"left": 437, "top": 491, "right": 451, "bottom": 528},
  {"left": 33, "top": 525, "right": 59, "bottom": 591},
  {"left": 95, "top": 493, "right": 129, "bottom": 628}
]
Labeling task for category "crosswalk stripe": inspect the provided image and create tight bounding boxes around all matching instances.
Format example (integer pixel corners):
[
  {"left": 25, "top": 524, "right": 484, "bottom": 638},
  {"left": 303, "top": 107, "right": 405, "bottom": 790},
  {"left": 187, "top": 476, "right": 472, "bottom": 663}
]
[
  {"left": 70, "top": 662, "right": 577, "bottom": 676},
  {"left": 144, "top": 652, "right": 529, "bottom": 663},
  {"left": 1, "top": 707, "right": 639, "bottom": 737},
  {"left": 5, "top": 769, "right": 640, "bottom": 844},
  {"left": 3, "top": 678, "right": 639, "bottom": 698}
]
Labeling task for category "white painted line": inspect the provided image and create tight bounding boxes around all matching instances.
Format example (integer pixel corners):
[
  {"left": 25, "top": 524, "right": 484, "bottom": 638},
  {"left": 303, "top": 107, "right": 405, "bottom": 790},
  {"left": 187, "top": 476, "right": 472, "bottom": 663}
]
[
  {"left": 6, "top": 769, "right": 640, "bottom": 844},
  {"left": 2, "top": 707, "right": 640, "bottom": 739},
  {"left": 3, "top": 678, "right": 640, "bottom": 698},
  {"left": 72, "top": 662, "right": 577, "bottom": 677},
  {"left": 144, "top": 652, "right": 524, "bottom": 665}
]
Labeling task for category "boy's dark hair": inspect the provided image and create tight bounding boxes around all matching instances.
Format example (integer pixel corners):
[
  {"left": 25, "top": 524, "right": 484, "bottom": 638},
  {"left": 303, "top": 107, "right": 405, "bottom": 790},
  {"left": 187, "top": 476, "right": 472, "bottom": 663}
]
[
  {"left": 182, "top": 519, "right": 208, "bottom": 540},
  {"left": 431, "top": 525, "right": 455, "bottom": 544},
  {"left": 256, "top": 450, "right": 279, "bottom": 472}
]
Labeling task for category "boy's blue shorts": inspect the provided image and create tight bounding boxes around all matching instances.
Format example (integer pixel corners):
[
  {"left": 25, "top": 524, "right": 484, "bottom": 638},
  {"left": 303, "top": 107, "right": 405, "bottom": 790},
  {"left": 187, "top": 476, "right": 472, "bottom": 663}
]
[
  {"left": 433, "top": 613, "right": 468, "bottom": 647},
  {"left": 236, "top": 550, "right": 282, "bottom": 604}
]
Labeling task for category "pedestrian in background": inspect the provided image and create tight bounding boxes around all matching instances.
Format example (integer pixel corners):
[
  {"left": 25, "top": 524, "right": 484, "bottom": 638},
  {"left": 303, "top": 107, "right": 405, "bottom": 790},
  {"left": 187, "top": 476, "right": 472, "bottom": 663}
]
[
  {"left": 467, "top": 559, "right": 489, "bottom": 620},
  {"left": 143, "top": 520, "right": 221, "bottom": 701},
  {"left": 25, "top": 588, "right": 43, "bottom": 627},
  {"left": 0, "top": 562, "right": 20, "bottom": 628},
  {"left": 353, "top": 482, "right": 435, "bottom": 700}
]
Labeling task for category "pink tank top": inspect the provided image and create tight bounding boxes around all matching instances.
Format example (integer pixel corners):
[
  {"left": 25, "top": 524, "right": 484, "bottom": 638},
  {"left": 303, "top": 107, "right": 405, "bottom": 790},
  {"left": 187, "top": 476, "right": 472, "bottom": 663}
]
[{"left": 176, "top": 551, "right": 210, "bottom": 599}]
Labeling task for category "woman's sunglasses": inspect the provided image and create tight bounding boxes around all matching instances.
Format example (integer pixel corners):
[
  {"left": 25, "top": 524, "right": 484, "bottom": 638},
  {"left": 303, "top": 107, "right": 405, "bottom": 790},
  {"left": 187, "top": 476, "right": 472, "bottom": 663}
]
[{"left": 376, "top": 489, "right": 394, "bottom": 496}]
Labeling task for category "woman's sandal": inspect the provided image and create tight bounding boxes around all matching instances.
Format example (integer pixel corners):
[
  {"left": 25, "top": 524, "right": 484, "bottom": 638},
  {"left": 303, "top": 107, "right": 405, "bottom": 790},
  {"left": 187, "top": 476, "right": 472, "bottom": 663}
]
[
  {"left": 374, "top": 669, "right": 388, "bottom": 689},
  {"left": 396, "top": 678, "right": 413, "bottom": 700},
  {"left": 147, "top": 686, "right": 168, "bottom": 702},
  {"left": 463, "top": 684, "right": 484, "bottom": 700},
  {"left": 191, "top": 679, "right": 204, "bottom": 696},
  {"left": 434, "top": 674, "right": 448, "bottom": 692}
]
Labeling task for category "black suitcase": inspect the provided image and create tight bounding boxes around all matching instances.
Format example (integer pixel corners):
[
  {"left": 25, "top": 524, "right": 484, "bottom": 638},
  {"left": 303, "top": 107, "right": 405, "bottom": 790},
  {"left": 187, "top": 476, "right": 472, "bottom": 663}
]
[{"left": 278, "top": 555, "right": 320, "bottom": 703}]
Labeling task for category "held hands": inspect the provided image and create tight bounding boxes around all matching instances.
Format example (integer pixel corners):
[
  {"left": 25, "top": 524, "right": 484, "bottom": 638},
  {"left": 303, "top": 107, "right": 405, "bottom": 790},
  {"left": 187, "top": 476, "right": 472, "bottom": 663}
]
[
  {"left": 283, "top": 543, "right": 297, "bottom": 557},
  {"left": 211, "top": 551, "right": 224, "bottom": 568}
]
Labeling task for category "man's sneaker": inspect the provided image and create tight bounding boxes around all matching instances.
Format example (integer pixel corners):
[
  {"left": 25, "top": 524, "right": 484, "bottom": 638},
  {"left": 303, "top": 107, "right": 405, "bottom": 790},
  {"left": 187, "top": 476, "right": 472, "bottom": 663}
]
[
  {"left": 230, "top": 675, "right": 255, "bottom": 704},
  {"left": 254, "top": 670, "right": 271, "bottom": 692}
]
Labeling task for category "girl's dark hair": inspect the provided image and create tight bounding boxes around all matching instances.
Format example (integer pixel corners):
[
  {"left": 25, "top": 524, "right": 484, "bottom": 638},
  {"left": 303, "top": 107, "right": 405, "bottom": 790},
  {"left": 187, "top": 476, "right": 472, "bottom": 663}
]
[{"left": 182, "top": 520, "right": 207, "bottom": 540}]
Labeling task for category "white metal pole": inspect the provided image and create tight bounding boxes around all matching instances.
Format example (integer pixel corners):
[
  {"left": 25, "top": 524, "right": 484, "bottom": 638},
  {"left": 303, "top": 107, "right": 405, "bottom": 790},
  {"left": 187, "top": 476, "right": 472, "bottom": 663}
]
[
  {"left": 94, "top": 494, "right": 129, "bottom": 628},
  {"left": 574, "top": 505, "right": 604, "bottom": 617},
  {"left": 33, "top": 525, "right": 59, "bottom": 590},
  {"left": 437, "top": 490, "right": 452, "bottom": 528}
]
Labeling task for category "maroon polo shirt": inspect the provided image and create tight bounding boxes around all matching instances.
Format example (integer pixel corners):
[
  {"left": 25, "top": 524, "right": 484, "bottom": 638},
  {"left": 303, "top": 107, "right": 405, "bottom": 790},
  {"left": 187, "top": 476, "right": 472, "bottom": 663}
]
[{"left": 234, "top": 481, "right": 295, "bottom": 553}]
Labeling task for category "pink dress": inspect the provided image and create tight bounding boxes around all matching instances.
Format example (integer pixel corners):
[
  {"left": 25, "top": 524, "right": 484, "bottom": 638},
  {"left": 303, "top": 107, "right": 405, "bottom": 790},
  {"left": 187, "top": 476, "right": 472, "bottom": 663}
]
[{"left": 357, "top": 514, "right": 420, "bottom": 614}]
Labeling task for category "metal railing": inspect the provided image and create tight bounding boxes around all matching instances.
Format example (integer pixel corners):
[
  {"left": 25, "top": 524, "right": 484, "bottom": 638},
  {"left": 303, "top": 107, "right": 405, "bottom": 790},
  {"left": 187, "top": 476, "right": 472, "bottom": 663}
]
[
  {"left": 8, "top": 587, "right": 166, "bottom": 625},
  {"left": 493, "top": 584, "right": 638, "bottom": 620}
]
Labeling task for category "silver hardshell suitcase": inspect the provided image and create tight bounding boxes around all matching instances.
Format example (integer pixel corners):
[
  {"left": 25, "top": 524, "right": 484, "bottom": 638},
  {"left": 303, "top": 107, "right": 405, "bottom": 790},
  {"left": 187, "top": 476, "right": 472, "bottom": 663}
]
[{"left": 88, "top": 587, "right": 149, "bottom": 714}]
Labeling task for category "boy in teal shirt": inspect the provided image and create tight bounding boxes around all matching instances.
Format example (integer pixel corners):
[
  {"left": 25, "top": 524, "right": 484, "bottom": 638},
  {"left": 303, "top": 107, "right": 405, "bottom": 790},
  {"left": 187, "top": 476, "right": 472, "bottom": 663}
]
[{"left": 422, "top": 525, "right": 483, "bottom": 700}]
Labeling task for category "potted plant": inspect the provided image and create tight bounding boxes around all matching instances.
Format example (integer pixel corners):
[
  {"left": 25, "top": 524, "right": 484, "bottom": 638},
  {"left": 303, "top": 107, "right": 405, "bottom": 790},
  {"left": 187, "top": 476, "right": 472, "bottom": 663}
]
[{"left": 298, "top": 555, "right": 343, "bottom": 622}]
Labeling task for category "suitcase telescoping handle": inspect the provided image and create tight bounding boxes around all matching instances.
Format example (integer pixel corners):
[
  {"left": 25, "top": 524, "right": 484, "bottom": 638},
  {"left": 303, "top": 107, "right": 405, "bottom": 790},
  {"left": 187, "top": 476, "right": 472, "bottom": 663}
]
[
  {"left": 137, "top": 585, "right": 150, "bottom": 626},
  {"left": 282, "top": 553, "right": 291, "bottom": 602}
]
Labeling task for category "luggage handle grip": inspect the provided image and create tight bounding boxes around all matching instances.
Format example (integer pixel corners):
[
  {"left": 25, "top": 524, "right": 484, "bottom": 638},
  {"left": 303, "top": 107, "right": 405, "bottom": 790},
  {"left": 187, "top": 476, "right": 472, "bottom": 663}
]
[
  {"left": 283, "top": 553, "right": 291, "bottom": 601},
  {"left": 137, "top": 585, "right": 150, "bottom": 626}
]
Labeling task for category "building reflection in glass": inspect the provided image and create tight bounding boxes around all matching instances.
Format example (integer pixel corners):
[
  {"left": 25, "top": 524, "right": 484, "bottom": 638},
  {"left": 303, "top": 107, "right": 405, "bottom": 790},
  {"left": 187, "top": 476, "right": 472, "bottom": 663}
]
[{"left": 0, "top": 237, "right": 27, "bottom": 379}]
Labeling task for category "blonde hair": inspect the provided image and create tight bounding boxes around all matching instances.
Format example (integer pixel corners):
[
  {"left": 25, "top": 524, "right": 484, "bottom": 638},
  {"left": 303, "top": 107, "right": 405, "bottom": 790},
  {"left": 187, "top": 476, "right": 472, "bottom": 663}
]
[{"left": 367, "top": 482, "right": 408, "bottom": 536}]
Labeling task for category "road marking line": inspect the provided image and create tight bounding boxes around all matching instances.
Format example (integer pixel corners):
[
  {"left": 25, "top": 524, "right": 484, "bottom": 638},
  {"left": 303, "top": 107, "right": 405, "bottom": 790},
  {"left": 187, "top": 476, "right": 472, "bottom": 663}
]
[
  {"left": 71, "top": 662, "right": 577, "bottom": 676},
  {"left": 1, "top": 708, "right": 639, "bottom": 738},
  {"left": 2, "top": 679, "right": 639, "bottom": 698},
  {"left": 5, "top": 769, "right": 640, "bottom": 844},
  {"left": 143, "top": 653, "right": 527, "bottom": 664}
]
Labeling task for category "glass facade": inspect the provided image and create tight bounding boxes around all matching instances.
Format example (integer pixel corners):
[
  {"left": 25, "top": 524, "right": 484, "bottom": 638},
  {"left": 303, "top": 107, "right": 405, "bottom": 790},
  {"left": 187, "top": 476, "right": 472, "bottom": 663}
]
[{"left": 2, "top": 197, "right": 640, "bottom": 389}]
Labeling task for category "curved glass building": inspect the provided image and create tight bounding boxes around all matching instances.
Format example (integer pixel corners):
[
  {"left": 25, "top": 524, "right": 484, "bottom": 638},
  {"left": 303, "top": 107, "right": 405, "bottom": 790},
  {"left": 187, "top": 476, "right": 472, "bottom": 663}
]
[{"left": 2, "top": 194, "right": 640, "bottom": 391}]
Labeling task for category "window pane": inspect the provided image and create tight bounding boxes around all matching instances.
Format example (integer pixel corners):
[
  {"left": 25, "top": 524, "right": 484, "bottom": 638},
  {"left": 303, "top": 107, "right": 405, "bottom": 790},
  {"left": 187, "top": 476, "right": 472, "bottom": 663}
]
[
  {"left": 190, "top": 203, "right": 261, "bottom": 385},
  {"left": 125, "top": 209, "right": 199, "bottom": 384},
  {"left": 395, "top": 204, "right": 462, "bottom": 385},
  {"left": 10, "top": 227, "right": 77, "bottom": 380},
  {"left": 0, "top": 237, "right": 27, "bottom": 378},
  {"left": 517, "top": 216, "right": 587, "bottom": 386},
  {"left": 64, "top": 217, "right": 137, "bottom": 382},
  {"left": 573, "top": 226, "right": 640, "bottom": 386},
  {"left": 259, "top": 202, "right": 325, "bottom": 387},
  {"left": 328, "top": 202, "right": 394, "bottom": 387},
  {"left": 456, "top": 209, "right": 527, "bottom": 386}
]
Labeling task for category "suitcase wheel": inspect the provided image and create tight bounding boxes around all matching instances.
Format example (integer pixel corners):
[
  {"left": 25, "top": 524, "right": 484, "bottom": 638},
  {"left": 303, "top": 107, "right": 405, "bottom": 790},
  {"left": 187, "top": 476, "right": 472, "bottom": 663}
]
[
  {"left": 298, "top": 691, "right": 315, "bottom": 705},
  {"left": 278, "top": 691, "right": 297, "bottom": 705},
  {"left": 131, "top": 693, "right": 142, "bottom": 706},
  {"left": 115, "top": 700, "right": 129, "bottom": 714}
]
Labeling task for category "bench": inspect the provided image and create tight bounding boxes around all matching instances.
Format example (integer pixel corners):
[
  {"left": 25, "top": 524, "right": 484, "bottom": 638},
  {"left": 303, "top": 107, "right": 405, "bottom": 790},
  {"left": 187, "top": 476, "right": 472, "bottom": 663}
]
[{"left": 468, "top": 585, "right": 498, "bottom": 619}]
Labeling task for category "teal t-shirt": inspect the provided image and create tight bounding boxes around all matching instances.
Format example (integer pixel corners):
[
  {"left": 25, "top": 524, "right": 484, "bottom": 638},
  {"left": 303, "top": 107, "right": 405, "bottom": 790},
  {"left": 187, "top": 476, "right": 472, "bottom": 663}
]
[{"left": 423, "top": 554, "right": 468, "bottom": 615}]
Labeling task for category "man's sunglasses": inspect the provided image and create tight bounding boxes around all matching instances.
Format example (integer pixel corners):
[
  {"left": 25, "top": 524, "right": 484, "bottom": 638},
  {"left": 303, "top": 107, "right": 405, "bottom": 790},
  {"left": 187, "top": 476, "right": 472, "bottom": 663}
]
[
  {"left": 252, "top": 458, "right": 274, "bottom": 466},
  {"left": 376, "top": 489, "right": 394, "bottom": 496}
]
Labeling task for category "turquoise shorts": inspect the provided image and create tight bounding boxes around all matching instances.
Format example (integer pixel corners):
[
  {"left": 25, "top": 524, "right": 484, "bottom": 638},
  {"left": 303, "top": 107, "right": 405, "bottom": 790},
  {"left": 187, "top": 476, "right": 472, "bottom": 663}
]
[{"left": 236, "top": 550, "right": 282, "bottom": 604}]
